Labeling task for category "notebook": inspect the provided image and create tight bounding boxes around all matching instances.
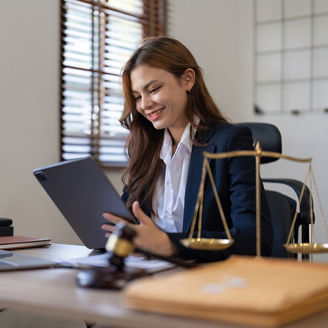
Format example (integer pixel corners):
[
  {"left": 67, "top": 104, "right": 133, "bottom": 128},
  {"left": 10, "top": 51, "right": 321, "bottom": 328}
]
[
  {"left": 0, "top": 236, "right": 51, "bottom": 250},
  {"left": 0, "top": 249, "right": 57, "bottom": 271},
  {"left": 33, "top": 157, "right": 137, "bottom": 250}
]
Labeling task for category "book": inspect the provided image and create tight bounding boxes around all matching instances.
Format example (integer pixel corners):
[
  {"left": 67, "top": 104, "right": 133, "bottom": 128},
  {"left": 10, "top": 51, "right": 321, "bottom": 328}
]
[
  {"left": 0, "top": 236, "right": 51, "bottom": 250},
  {"left": 125, "top": 256, "right": 328, "bottom": 327}
]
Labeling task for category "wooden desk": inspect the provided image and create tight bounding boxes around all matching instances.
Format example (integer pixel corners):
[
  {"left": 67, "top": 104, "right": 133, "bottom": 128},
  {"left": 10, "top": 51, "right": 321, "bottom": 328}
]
[{"left": 0, "top": 244, "right": 328, "bottom": 328}]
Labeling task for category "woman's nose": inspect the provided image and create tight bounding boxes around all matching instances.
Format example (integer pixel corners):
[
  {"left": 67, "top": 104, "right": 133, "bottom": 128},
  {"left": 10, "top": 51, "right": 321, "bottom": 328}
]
[{"left": 141, "top": 95, "right": 153, "bottom": 111}]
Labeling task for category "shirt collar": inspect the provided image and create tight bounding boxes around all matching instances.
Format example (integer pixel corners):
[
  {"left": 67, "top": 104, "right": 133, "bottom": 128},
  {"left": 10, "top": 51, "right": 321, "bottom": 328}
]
[
  {"left": 180, "top": 123, "right": 193, "bottom": 153},
  {"left": 160, "top": 122, "right": 196, "bottom": 161}
]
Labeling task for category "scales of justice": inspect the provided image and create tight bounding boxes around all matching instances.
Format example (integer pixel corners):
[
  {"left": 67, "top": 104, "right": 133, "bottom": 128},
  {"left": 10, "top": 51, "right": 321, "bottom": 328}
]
[{"left": 180, "top": 142, "right": 328, "bottom": 257}]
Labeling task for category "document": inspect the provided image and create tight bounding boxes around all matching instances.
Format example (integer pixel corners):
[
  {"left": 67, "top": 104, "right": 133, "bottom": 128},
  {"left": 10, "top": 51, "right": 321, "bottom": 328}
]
[{"left": 60, "top": 253, "right": 175, "bottom": 273}]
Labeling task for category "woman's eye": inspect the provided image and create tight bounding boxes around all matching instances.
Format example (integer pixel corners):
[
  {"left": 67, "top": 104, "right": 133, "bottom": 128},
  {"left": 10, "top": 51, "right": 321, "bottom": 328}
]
[
  {"left": 134, "top": 95, "right": 141, "bottom": 101},
  {"left": 150, "top": 86, "right": 160, "bottom": 94}
]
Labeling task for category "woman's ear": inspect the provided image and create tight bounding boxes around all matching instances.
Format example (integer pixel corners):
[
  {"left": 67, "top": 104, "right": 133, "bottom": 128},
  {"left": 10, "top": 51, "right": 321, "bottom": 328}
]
[{"left": 181, "top": 68, "right": 195, "bottom": 92}]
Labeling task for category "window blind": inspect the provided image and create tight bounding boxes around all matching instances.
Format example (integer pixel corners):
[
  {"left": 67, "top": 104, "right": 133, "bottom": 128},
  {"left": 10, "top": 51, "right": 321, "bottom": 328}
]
[{"left": 60, "top": 0, "right": 166, "bottom": 167}]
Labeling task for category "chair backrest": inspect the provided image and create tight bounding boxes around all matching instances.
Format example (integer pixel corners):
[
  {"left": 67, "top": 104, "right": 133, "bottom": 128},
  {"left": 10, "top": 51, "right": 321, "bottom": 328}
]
[
  {"left": 265, "top": 190, "right": 296, "bottom": 257},
  {"left": 239, "top": 122, "right": 312, "bottom": 259},
  {"left": 238, "top": 122, "right": 282, "bottom": 163}
]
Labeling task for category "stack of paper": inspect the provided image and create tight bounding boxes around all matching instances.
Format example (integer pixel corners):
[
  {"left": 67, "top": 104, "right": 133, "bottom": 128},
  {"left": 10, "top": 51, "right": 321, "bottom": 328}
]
[{"left": 125, "top": 256, "right": 328, "bottom": 327}]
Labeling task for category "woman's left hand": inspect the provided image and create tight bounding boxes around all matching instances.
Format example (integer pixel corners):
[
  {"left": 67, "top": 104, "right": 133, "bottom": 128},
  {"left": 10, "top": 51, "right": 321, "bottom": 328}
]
[{"left": 102, "top": 201, "right": 177, "bottom": 257}]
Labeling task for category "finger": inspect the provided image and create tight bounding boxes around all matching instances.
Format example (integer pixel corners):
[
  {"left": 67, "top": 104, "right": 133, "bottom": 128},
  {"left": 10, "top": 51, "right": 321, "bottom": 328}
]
[
  {"left": 101, "top": 224, "right": 116, "bottom": 232},
  {"left": 132, "top": 201, "right": 152, "bottom": 225},
  {"left": 103, "top": 212, "right": 126, "bottom": 225}
]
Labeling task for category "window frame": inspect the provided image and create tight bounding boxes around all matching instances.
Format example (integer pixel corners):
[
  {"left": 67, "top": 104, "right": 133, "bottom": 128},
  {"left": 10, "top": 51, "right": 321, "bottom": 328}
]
[{"left": 60, "top": 0, "right": 166, "bottom": 167}]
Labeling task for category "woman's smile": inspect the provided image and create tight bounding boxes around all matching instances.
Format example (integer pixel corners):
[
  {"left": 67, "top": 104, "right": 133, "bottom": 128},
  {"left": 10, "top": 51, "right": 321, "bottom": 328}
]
[{"left": 146, "top": 107, "right": 165, "bottom": 121}]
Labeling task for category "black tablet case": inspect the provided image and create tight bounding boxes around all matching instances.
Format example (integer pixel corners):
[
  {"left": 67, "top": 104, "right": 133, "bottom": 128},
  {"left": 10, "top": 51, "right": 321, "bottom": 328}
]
[{"left": 34, "top": 157, "right": 136, "bottom": 250}]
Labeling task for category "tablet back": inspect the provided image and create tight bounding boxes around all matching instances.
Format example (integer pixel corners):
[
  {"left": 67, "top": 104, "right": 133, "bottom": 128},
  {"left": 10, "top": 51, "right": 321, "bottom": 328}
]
[{"left": 34, "top": 157, "right": 135, "bottom": 250}]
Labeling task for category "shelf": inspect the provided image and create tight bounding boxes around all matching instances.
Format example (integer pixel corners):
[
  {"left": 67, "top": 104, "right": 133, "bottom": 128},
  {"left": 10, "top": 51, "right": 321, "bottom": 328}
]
[
  {"left": 256, "top": 43, "right": 328, "bottom": 56},
  {"left": 255, "top": 11, "right": 328, "bottom": 25},
  {"left": 256, "top": 76, "right": 328, "bottom": 85},
  {"left": 254, "top": 106, "right": 328, "bottom": 116}
]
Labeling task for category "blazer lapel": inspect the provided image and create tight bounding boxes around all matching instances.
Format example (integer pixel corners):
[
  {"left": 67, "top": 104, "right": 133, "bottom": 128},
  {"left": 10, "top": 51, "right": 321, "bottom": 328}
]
[{"left": 183, "top": 128, "right": 216, "bottom": 232}]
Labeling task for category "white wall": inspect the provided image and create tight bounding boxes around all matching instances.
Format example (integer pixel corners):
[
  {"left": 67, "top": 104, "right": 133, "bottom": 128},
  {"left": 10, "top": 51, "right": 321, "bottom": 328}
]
[
  {"left": 168, "top": 0, "right": 328, "bottom": 261},
  {"left": 0, "top": 0, "right": 81, "bottom": 244},
  {"left": 0, "top": 0, "right": 124, "bottom": 245},
  {"left": 167, "top": 0, "right": 253, "bottom": 122}
]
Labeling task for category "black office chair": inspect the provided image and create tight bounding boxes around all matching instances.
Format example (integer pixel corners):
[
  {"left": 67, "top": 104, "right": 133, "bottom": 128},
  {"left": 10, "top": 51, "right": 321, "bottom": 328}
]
[{"left": 238, "top": 122, "right": 314, "bottom": 259}]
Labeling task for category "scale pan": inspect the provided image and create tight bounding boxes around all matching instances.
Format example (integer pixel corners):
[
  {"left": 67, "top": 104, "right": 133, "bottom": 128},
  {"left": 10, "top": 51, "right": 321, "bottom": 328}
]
[
  {"left": 180, "top": 238, "right": 234, "bottom": 250},
  {"left": 284, "top": 243, "right": 328, "bottom": 254}
]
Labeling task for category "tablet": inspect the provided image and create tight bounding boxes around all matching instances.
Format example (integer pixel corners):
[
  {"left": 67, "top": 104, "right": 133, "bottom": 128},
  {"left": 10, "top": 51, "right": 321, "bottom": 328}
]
[{"left": 34, "top": 157, "right": 136, "bottom": 250}]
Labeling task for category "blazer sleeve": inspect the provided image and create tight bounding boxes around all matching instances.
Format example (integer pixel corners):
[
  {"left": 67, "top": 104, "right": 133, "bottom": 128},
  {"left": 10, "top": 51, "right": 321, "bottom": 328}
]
[{"left": 167, "top": 126, "right": 273, "bottom": 262}]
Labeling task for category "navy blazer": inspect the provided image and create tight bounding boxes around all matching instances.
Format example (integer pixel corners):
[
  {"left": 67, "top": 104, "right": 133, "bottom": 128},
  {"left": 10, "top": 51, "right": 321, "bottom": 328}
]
[
  {"left": 123, "top": 122, "right": 273, "bottom": 262},
  {"left": 166, "top": 122, "right": 273, "bottom": 262}
]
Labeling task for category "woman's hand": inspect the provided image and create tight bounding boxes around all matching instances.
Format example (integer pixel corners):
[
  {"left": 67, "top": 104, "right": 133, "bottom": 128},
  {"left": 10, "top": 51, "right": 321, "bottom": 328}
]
[{"left": 102, "top": 201, "right": 177, "bottom": 257}]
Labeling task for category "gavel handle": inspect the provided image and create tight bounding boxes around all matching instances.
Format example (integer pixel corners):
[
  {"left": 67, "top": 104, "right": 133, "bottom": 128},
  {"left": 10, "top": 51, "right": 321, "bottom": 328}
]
[{"left": 134, "top": 247, "right": 197, "bottom": 268}]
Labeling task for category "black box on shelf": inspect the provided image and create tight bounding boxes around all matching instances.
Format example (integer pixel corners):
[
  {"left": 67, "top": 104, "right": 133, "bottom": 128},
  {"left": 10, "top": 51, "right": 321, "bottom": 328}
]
[{"left": 0, "top": 218, "right": 13, "bottom": 236}]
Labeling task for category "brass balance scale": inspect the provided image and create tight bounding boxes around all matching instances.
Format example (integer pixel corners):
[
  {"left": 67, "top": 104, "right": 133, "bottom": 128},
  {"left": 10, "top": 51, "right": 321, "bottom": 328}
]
[{"left": 180, "top": 142, "right": 328, "bottom": 257}]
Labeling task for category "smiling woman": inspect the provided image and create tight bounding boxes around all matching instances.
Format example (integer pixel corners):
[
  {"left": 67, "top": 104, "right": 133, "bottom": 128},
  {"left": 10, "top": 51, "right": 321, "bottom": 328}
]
[{"left": 101, "top": 37, "right": 273, "bottom": 262}]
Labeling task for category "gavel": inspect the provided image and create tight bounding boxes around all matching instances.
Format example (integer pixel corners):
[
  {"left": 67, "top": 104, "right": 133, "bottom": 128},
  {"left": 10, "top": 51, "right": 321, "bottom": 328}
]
[
  {"left": 76, "top": 222, "right": 145, "bottom": 289},
  {"left": 76, "top": 222, "right": 195, "bottom": 289}
]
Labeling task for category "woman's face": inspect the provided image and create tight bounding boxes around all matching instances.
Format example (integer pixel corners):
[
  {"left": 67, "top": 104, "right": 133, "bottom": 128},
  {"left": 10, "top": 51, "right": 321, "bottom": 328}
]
[{"left": 130, "top": 65, "right": 192, "bottom": 140}]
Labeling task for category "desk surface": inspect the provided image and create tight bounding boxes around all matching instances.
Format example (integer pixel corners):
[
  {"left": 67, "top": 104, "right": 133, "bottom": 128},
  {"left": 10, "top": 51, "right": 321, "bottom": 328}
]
[{"left": 0, "top": 244, "right": 328, "bottom": 328}]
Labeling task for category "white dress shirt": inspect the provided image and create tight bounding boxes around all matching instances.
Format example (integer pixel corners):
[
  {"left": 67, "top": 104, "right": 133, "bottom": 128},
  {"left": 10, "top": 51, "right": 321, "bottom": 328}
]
[{"left": 151, "top": 123, "right": 194, "bottom": 233}]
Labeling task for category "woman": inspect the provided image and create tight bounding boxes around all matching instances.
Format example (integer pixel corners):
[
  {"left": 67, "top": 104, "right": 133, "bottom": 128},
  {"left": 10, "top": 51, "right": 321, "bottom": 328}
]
[{"left": 102, "top": 37, "right": 273, "bottom": 262}]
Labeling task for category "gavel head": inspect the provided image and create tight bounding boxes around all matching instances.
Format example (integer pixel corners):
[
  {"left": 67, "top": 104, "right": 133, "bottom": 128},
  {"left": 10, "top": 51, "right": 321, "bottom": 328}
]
[
  {"left": 105, "top": 222, "right": 137, "bottom": 270},
  {"left": 76, "top": 223, "right": 141, "bottom": 289}
]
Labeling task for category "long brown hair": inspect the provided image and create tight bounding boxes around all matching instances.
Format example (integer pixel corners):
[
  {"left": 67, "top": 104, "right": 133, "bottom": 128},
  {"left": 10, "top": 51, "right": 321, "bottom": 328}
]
[{"left": 120, "top": 37, "right": 227, "bottom": 214}]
